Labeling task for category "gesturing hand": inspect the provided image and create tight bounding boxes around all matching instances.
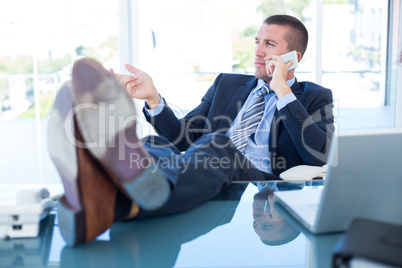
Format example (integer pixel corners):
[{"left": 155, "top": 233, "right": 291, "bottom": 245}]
[{"left": 110, "top": 64, "right": 161, "bottom": 109}]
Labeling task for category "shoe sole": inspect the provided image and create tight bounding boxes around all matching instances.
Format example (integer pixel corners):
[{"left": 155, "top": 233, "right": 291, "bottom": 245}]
[
  {"left": 48, "top": 82, "right": 84, "bottom": 246},
  {"left": 48, "top": 82, "right": 117, "bottom": 246},
  {"left": 71, "top": 58, "right": 170, "bottom": 211}
]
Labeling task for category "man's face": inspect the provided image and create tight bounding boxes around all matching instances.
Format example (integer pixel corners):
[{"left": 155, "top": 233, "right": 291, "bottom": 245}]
[
  {"left": 252, "top": 193, "right": 286, "bottom": 242},
  {"left": 254, "top": 23, "right": 291, "bottom": 82}
]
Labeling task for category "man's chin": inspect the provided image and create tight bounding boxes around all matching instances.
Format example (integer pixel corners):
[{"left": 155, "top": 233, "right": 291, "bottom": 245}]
[
  {"left": 256, "top": 74, "right": 272, "bottom": 83},
  {"left": 254, "top": 69, "right": 271, "bottom": 83}
]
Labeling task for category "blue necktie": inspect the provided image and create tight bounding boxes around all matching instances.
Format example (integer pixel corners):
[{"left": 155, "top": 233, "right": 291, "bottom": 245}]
[{"left": 231, "top": 85, "right": 270, "bottom": 153}]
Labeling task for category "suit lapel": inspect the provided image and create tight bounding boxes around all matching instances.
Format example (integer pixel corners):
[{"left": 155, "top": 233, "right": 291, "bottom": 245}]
[
  {"left": 290, "top": 78, "right": 303, "bottom": 96},
  {"left": 216, "top": 78, "right": 258, "bottom": 131},
  {"left": 269, "top": 79, "right": 302, "bottom": 157}
]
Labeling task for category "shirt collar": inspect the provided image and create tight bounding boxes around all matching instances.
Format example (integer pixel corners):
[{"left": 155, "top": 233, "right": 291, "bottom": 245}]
[{"left": 255, "top": 76, "right": 296, "bottom": 92}]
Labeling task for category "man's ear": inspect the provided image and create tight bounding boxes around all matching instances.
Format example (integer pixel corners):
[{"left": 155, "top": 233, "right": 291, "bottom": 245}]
[{"left": 296, "top": 51, "right": 302, "bottom": 62}]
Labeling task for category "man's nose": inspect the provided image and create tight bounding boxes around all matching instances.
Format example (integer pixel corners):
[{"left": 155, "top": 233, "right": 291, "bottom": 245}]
[{"left": 255, "top": 44, "right": 265, "bottom": 57}]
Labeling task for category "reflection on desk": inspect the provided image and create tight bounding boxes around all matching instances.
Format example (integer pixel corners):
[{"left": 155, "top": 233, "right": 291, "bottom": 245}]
[
  {"left": 58, "top": 182, "right": 309, "bottom": 268},
  {"left": 253, "top": 186, "right": 301, "bottom": 246},
  {"left": 1, "top": 181, "right": 342, "bottom": 268},
  {"left": 0, "top": 214, "right": 55, "bottom": 267},
  {"left": 60, "top": 183, "right": 245, "bottom": 268}
]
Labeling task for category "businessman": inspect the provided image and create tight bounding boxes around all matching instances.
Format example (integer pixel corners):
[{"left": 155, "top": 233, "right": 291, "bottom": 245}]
[
  {"left": 115, "top": 15, "right": 334, "bottom": 175},
  {"left": 252, "top": 186, "right": 300, "bottom": 246},
  {"left": 48, "top": 14, "right": 334, "bottom": 246}
]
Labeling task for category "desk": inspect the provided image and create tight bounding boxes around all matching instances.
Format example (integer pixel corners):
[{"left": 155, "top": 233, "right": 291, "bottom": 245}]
[{"left": 0, "top": 182, "right": 343, "bottom": 268}]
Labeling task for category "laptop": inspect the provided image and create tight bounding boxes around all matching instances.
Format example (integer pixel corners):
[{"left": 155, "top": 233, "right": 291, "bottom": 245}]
[{"left": 274, "top": 128, "right": 402, "bottom": 234}]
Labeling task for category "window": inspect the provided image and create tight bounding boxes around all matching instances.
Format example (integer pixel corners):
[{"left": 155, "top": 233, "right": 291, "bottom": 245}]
[
  {"left": 126, "top": 0, "right": 400, "bottom": 131},
  {"left": 320, "top": 0, "right": 399, "bottom": 129},
  {"left": 0, "top": 0, "right": 119, "bottom": 184},
  {"left": 0, "top": 0, "right": 400, "bottom": 185}
]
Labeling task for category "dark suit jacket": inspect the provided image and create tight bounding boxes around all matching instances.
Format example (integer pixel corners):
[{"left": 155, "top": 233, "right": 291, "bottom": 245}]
[{"left": 143, "top": 73, "right": 334, "bottom": 175}]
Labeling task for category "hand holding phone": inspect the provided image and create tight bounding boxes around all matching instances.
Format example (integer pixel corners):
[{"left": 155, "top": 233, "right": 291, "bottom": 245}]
[{"left": 265, "top": 50, "right": 298, "bottom": 77}]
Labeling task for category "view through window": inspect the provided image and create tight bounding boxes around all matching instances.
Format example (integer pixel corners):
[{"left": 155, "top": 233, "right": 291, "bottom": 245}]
[
  {"left": 0, "top": 0, "right": 398, "bottom": 184},
  {"left": 135, "top": 0, "right": 395, "bottom": 112},
  {"left": 0, "top": 0, "right": 119, "bottom": 184}
]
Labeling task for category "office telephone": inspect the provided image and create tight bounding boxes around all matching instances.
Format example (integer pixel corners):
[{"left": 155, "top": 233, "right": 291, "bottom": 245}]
[{"left": 0, "top": 186, "right": 55, "bottom": 239}]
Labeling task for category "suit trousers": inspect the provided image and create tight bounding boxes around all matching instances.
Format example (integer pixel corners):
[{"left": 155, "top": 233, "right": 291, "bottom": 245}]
[{"left": 137, "top": 133, "right": 279, "bottom": 218}]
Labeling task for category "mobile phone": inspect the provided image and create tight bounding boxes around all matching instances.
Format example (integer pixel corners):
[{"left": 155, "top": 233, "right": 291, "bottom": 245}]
[{"left": 265, "top": 50, "right": 298, "bottom": 77}]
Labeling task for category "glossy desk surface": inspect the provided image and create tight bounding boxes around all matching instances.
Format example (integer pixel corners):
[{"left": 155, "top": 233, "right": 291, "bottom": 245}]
[{"left": 0, "top": 182, "right": 344, "bottom": 268}]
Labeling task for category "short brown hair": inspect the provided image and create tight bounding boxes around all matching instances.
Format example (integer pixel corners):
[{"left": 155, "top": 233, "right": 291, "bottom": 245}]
[{"left": 264, "top": 15, "right": 308, "bottom": 60}]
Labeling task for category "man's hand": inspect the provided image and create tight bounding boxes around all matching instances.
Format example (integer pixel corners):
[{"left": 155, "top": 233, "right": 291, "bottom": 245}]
[
  {"left": 110, "top": 64, "right": 161, "bottom": 109},
  {"left": 264, "top": 55, "right": 294, "bottom": 99}
]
